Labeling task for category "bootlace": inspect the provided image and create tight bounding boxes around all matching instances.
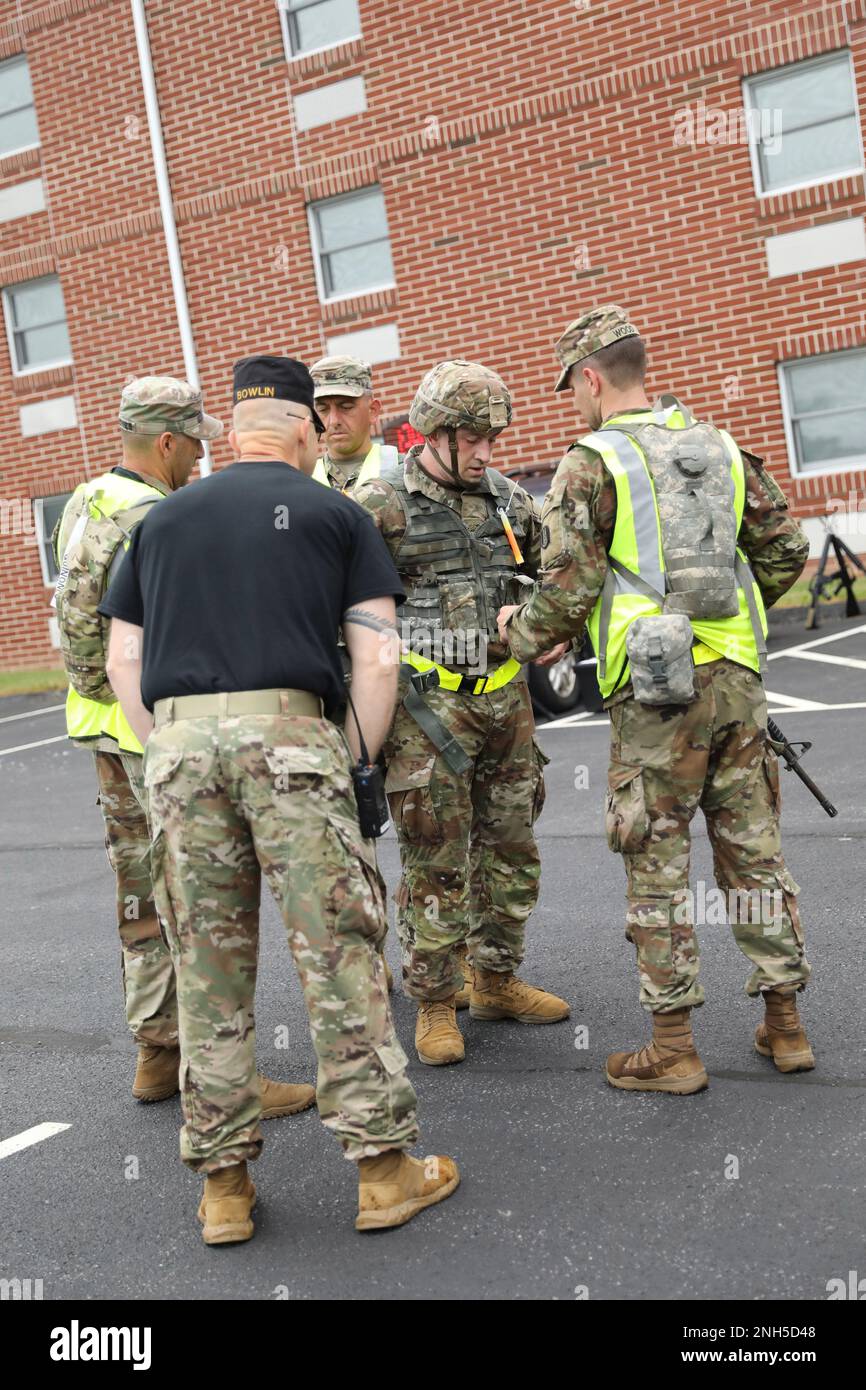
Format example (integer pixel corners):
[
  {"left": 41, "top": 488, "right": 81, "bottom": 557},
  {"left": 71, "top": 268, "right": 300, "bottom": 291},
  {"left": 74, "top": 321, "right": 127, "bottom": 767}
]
[{"left": 424, "top": 1001, "right": 455, "bottom": 1026}]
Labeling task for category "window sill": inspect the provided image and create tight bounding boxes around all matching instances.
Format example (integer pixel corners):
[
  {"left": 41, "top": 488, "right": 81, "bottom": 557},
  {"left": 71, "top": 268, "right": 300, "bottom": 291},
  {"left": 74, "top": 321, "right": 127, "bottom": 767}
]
[
  {"left": 320, "top": 285, "right": 398, "bottom": 324},
  {"left": 286, "top": 35, "right": 365, "bottom": 81},
  {"left": 9, "top": 364, "right": 74, "bottom": 395},
  {"left": 790, "top": 458, "right": 866, "bottom": 481},
  {"left": 755, "top": 172, "right": 864, "bottom": 220},
  {"left": 0, "top": 145, "right": 41, "bottom": 179}
]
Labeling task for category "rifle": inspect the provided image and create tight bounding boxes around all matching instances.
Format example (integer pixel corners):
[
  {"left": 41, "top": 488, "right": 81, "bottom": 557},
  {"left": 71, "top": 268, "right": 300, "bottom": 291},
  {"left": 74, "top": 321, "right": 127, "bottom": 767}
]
[
  {"left": 766, "top": 717, "right": 838, "bottom": 818},
  {"left": 805, "top": 515, "right": 865, "bottom": 631}
]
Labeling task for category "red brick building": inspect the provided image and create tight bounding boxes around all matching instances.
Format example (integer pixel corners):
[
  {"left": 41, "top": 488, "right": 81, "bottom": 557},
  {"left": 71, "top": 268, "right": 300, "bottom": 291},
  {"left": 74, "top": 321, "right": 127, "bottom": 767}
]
[{"left": 1, "top": 0, "right": 865, "bottom": 670}]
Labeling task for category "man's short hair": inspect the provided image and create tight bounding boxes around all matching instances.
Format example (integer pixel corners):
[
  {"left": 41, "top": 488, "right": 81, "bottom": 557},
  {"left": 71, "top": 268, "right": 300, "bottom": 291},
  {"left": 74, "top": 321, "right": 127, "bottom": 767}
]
[{"left": 589, "top": 336, "right": 647, "bottom": 389}]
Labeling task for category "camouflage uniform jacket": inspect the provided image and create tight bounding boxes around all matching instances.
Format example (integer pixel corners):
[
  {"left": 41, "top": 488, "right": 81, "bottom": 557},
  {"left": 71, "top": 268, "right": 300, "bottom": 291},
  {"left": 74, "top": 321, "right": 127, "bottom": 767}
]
[
  {"left": 506, "top": 415, "right": 809, "bottom": 695},
  {"left": 319, "top": 452, "right": 368, "bottom": 492},
  {"left": 353, "top": 445, "right": 543, "bottom": 670}
]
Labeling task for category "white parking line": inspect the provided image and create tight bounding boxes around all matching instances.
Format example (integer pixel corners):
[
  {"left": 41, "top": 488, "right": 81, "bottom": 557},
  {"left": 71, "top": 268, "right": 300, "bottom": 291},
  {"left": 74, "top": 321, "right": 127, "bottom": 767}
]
[
  {"left": 0, "top": 1122, "right": 71, "bottom": 1161},
  {"left": 539, "top": 702, "right": 866, "bottom": 730},
  {"left": 762, "top": 690, "right": 828, "bottom": 711},
  {"left": 785, "top": 651, "right": 866, "bottom": 671},
  {"left": 768, "top": 623, "right": 866, "bottom": 660},
  {"left": 0, "top": 701, "right": 65, "bottom": 725},
  {"left": 0, "top": 734, "right": 68, "bottom": 757}
]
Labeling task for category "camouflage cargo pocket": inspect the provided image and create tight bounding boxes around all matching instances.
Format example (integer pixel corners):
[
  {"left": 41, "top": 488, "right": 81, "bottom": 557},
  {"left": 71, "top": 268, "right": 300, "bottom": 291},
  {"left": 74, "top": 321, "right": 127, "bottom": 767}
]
[
  {"left": 772, "top": 867, "right": 806, "bottom": 945},
  {"left": 327, "top": 815, "right": 388, "bottom": 946},
  {"left": 439, "top": 579, "right": 481, "bottom": 641},
  {"left": 263, "top": 742, "right": 339, "bottom": 788},
  {"left": 147, "top": 827, "right": 176, "bottom": 952},
  {"left": 531, "top": 739, "right": 550, "bottom": 823},
  {"left": 605, "top": 761, "right": 649, "bottom": 854},
  {"left": 762, "top": 743, "right": 782, "bottom": 817},
  {"left": 385, "top": 755, "right": 443, "bottom": 846}
]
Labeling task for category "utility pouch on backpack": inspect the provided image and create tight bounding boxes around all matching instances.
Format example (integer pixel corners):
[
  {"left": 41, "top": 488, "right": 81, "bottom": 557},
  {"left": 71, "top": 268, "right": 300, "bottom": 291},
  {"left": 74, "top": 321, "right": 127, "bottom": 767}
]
[{"left": 625, "top": 614, "right": 696, "bottom": 705}]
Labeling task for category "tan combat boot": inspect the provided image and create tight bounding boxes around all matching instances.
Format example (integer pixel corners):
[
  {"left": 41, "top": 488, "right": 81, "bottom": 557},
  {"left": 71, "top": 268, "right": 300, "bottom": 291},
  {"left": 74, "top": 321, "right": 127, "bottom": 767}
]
[
  {"left": 470, "top": 968, "right": 570, "bottom": 1024},
  {"left": 455, "top": 944, "right": 472, "bottom": 1011},
  {"left": 132, "top": 1043, "right": 180, "bottom": 1102},
  {"left": 356, "top": 1149, "right": 460, "bottom": 1231},
  {"left": 755, "top": 989, "right": 815, "bottom": 1073},
  {"left": 606, "top": 1008, "right": 708, "bottom": 1094},
  {"left": 415, "top": 997, "right": 464, "bottom": 1065},
  {"left": 197, "top": 1161, "right": 256, "bottom": 1245},
  {"left": 257, "top": 1074, "right": 317, "bottom": 1120}
]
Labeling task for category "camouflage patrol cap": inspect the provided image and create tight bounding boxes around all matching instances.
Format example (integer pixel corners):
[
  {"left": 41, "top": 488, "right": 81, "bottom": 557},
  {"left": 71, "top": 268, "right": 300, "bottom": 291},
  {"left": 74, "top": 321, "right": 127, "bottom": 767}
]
[
  {"left": 311, "top": 355, "right": 373, "bottom": 399},
  {"left": 119, "top": 376, "right": 223, "bottom": 439},
  {"left": 553, "top": 305, "right": 641, "bottom": 392},
  {"left": 409, "top": 360, "right": 512, "bottom": 436}
]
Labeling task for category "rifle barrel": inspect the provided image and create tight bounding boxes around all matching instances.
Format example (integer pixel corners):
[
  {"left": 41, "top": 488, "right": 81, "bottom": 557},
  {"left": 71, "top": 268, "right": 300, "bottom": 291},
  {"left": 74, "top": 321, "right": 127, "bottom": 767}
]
[{"left": 767, "top": 718, "right": 838, "bottom": 817}]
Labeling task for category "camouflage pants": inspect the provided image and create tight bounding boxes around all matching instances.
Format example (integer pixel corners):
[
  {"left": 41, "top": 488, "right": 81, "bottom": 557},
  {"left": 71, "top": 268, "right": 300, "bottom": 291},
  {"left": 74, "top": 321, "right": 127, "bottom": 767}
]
[
  {"left": 385, "top": 678, "right": 546, "bottom": 1002},
  {"left": 93, "top": 751, "right": 177, "bottom": 1047},
  {"left": 606, "top": 659, "right": 811, "bottom": 1013},
  {"left": 143, "top": 707, "right": 419, "bottom": 1172}
]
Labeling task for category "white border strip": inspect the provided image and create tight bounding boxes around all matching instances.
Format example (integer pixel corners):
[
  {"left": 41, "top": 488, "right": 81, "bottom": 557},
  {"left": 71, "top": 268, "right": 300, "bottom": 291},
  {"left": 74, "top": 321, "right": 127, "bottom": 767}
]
[
  {"left": 0, "top": 702, "right": 65, "bottom": 725},
  {"left": 0, "top": 734, "right": 67, "bottom": 756},
  {"left": 0, "top": 1122, "right": 71, "bottom": 1161}
]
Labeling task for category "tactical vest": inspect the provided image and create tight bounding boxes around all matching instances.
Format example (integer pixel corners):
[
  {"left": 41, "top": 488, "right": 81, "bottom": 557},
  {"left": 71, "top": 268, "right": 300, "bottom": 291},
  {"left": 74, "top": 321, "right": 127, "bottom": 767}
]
[
  {"left": 54, "top": 471, "right": 165, "bottom": 754},
  {"left": 381, "top": 461, "right": 530, "bottom": 661},
  {"left": 584, "top": 398, "right": 768, "bottom": 699},
  {"left": 312, "top": 441, "right": 397, "bottom": 491}
]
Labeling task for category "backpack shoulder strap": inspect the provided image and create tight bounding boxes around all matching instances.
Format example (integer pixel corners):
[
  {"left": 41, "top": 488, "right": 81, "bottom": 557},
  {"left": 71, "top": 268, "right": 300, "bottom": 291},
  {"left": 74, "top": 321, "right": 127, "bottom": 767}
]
[{"left": 103, "top": 494, "right": 162, "bottom": 586}]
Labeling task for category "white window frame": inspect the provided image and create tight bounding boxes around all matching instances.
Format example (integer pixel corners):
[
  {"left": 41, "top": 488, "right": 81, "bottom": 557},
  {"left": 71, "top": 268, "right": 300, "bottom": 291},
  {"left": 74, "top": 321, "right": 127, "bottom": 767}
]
[
  {"left": 743, "top": 50, "right": 865, "bottom": 200},
  {"left": 307, "top": 186, "right": 396, "bottom": 305},
  {"left": 32, "top": 491, "right": 73, "bottom": 587},
  {"left": 278, "top": 0, "right": 362, "bottom": 63},
  {"left": 0, "top": 53, "right": 40, "bottom": 160},
  {"left": 777, "top": 349, "right": 866, "bottom": 479},
  {"left": 2, "top": 275, "right": 73, "bottom": 377}
]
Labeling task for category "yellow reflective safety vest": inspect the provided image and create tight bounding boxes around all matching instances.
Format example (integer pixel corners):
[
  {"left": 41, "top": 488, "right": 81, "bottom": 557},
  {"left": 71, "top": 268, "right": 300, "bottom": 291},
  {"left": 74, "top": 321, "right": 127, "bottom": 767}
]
[
  {"left": 584, "top": 402, "right": 768, "bottom": 700},
  {"left": 312, "top": 441, "right": 395, "bottom": 492},
  {"left": 55, "top": 471, "right": 166, "bottom": 755}
]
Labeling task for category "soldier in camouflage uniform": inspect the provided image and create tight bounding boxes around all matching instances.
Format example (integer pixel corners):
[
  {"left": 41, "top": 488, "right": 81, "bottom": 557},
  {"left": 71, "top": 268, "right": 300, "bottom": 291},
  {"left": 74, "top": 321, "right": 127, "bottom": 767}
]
[
  {"left": 54, "top": 378, "right": 317, "bottom": 1122},
  {"left": 100, "top": 356, "right": 458, "bottom": 1243},
  {"left": 311, "top": 355, "right": 398, "bottom": 994},
  {"left": 310, "top": 355, "right": 399, "bottom": 492},
  {"left": 53, "top": 379, "right": 207, "bottom": 1097},
  {"left": 354, "top": 360, "right": 570, "bottom": 1067},
  {"left": 501, "top": 307, "right": 814, "bottom": 1094}
]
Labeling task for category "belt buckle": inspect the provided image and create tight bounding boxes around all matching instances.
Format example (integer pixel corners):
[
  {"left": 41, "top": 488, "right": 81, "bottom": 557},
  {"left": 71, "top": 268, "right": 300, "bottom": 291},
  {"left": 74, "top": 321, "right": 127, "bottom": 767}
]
[
  {"left": 412, "top": 668, "right": 439, "bottom": 694},
  {"left": 461, "top": 673, "right": 488, "bottom": 695}
]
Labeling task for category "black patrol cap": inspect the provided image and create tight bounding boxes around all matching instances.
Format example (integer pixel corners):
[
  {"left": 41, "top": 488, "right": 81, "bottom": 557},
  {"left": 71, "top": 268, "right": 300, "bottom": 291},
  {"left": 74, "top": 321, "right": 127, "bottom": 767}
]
[{"left": 232, "top": 355, "right": 325, "bottom": 434}]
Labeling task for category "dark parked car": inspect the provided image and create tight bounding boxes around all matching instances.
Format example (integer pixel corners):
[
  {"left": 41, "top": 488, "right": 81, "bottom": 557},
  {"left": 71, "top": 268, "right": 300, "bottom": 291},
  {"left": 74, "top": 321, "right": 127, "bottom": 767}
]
[{"left": 501, "top": 462, "right": 604, "bottom": 718}]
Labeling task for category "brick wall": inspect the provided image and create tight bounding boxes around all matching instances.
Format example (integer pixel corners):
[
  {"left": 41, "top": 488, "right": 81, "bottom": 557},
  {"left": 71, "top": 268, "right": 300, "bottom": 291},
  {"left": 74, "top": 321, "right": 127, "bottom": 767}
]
[{"left": 1, "top": 0, "right": 864, "bottom": 668}]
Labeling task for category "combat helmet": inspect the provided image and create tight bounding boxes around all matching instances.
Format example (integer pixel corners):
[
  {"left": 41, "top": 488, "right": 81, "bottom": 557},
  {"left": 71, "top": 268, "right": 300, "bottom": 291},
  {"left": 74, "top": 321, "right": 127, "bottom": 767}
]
[{"left": 409, "top": 359, "right": 512, "bottom": 485}]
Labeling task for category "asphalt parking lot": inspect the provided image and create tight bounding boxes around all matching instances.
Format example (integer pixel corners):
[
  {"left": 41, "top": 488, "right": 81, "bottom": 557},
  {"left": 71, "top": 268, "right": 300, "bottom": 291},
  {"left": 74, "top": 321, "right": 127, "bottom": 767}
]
[{"left": 1, "top": 617, "right": 864, "bottom": 1301}]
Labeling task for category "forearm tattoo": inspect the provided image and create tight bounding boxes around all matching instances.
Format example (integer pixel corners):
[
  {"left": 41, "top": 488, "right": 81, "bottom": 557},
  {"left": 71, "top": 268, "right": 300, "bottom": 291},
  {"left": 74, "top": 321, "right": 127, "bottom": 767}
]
[{"left": 342, "top": 607, "right": 399, "bottom": 635}]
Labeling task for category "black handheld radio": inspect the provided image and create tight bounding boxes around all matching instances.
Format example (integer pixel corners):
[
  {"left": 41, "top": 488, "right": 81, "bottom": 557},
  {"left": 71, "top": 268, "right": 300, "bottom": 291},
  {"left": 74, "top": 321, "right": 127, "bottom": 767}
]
[{"left": 346, "top": 692, "right": 390, "bottom": 839}]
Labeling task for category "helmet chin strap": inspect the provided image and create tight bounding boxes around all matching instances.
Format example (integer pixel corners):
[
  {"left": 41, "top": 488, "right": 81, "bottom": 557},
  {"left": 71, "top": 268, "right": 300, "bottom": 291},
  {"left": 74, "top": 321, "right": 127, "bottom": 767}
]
[{"left": 427, "top": 428, "right": 466, "bottom": 488}]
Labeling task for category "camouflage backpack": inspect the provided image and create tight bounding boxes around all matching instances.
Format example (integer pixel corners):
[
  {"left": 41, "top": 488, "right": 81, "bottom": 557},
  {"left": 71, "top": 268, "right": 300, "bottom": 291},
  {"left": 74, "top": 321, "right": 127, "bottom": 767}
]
[
  {"left": 609, "top": 396, "right": 741, "bottom": 621},
  {"left": 52, "top": 477, "right": 163, "bottom": 702}
]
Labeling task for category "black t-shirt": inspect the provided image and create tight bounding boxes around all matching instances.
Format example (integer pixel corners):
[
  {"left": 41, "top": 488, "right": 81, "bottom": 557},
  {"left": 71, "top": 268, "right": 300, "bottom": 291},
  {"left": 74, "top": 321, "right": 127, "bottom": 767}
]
[{"left": 98, "top": 460, "right": 405, "bottom": 715}]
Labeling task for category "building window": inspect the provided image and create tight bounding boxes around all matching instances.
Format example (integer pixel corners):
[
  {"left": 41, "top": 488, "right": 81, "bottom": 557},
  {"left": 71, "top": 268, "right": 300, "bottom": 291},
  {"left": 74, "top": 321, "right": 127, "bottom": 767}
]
[
  {"left": 779, "top": 349, "right": 866, "bottom": 476},
  {"left": 308, "top": 186, "right": 395, "bottom": 302},
  {"left": 2, "top": 275, "right": 72, "bottom": 375},
  {"left": 0, "top": 54, "right": 39, "bottom": 158},
  {"left": 744, "top": 51, "right": 863, "bottom": 197},
  {"left": 33, "top": 491, "right": 73, "bottom": 586},
  {"left": 279, "top": 0, "right": 361, "bottom": 60}
]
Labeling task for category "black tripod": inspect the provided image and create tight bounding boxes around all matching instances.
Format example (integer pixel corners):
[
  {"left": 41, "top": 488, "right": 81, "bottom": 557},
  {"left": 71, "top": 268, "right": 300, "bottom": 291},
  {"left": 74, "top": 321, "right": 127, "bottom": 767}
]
[{"left": 805, "top": 517, "right": 866, "bottom": 631}]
